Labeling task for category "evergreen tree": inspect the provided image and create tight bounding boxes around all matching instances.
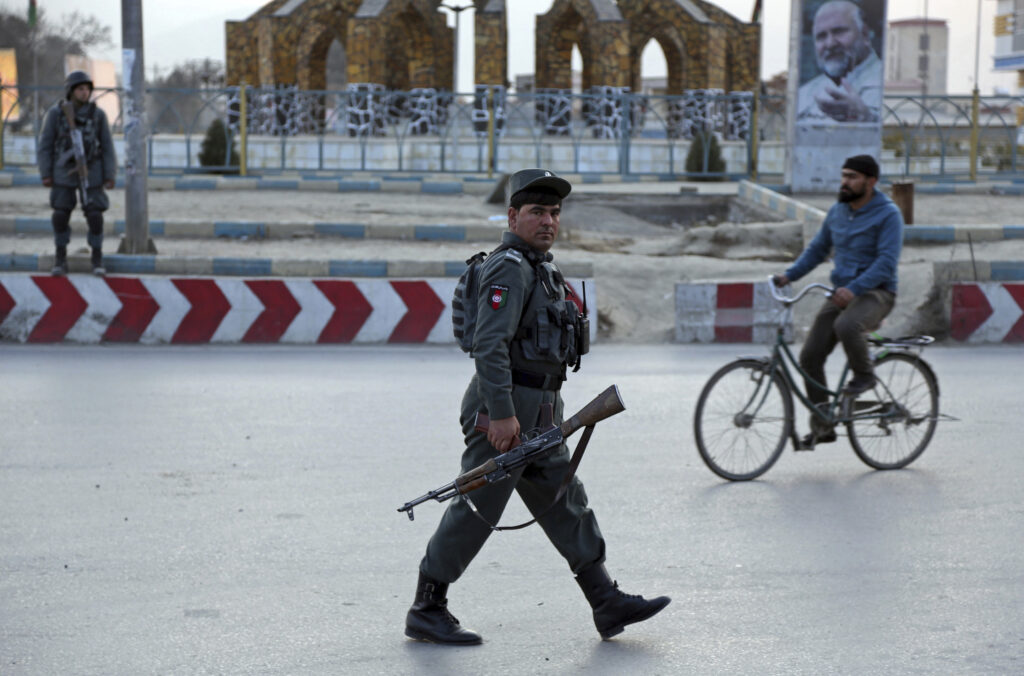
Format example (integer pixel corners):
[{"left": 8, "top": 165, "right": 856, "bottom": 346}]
[
  {"left": 685, "top": 130, "right": 726, "bottom": 181},
  {"left": 198, "top": 118, "right": 239, "bottom": 172}
]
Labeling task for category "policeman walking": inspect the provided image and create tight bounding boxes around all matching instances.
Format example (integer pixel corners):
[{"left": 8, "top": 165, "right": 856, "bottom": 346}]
[
  {"left": 405, "top": 168, "right": 670, "bottom": 644},
  {"left": 37, "top": 70, "right": 116, "bottom": 276}
]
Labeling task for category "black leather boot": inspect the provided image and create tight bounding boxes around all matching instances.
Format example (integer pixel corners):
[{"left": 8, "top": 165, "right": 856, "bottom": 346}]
[
  {"left": 51, "top": 245, "right": 68, "bottom": 276},
  {"left": 575, "top": 563, "right": 671, "bottom": 639},
  {"left": 91, "top": 248, "right": 106, "bottom": 276},
  {"left": 405, "top": 572, "right": 482, "bottom": 645}
]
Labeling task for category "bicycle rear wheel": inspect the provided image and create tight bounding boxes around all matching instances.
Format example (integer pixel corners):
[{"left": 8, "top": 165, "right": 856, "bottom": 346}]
[
  {"left": 694, "top": 359, "right": 793, "bottom": 481},
  {"left": 847, "top": 352, "right": 939, "bottom": 470}
]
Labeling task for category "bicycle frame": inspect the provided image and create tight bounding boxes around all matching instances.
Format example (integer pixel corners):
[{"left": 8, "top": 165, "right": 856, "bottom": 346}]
[{"left": 763, "top": 278, "right": 937, "bottom": 441}]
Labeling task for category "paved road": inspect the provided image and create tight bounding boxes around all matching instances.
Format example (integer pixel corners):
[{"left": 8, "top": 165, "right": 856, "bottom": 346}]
[{"left": 1, "top": 344, "right": 1021, "bottom": 675}]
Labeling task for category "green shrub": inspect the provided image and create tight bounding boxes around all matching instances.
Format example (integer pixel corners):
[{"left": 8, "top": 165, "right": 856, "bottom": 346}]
[
  {"left": 685, "top": 131, "right": 726, "bottom": 181},
  {"left": 198, "top": 118, "right": 239, "bottom": 171}
]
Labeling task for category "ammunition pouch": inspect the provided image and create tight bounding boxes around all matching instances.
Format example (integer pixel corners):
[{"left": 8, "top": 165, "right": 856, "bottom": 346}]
[{"left": 516, "top": 299, "right": 589, "bottom": 370}]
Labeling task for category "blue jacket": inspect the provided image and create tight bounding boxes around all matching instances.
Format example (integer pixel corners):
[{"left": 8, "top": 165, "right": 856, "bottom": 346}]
[{"left": 785, "top": 190, "right": 903, "bottom": 295}]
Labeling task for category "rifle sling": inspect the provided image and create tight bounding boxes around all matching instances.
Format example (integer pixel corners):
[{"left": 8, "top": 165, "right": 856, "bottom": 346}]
[{"left": 461, "top": 424, "right": 595, "bottom": 532}]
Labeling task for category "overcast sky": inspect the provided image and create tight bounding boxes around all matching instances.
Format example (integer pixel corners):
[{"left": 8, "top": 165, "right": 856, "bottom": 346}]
[{"left": 5, "top": 0, "right": 1016, "bottom": 95}]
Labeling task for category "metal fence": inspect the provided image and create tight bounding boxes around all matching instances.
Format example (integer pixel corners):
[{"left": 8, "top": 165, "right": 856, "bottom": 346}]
[{"left": 2, "top": 84, "right": 1022, "bottom": 180}]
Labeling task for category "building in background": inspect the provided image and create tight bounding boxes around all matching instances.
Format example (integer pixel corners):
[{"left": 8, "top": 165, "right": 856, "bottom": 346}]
[
  {"left": 885, "top": 18, "right": 948, "bottom": 96},
  {"left": 993, "top": 0, "right": 1024, "bottom": 132},
  {"left": 0, "top": 48, "right": 20, "bottom": 121}
]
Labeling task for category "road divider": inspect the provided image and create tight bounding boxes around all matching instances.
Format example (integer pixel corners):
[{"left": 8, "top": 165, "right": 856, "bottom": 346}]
[{"left": 0, "top": 274, "right": 596, "bottom": 345}]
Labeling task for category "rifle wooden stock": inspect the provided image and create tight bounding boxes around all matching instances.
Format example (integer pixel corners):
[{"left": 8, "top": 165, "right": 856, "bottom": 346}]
[
  {"left": 455, "top": 458, "right": 499, "bottom": 492},
  {"left": 60, "top": 101, "right": 90, "bottom": 205},
  {"left": 561, "top": 385, "right": 625, "bottom": 437},
  {"left": 454, "top": 386, "right": 624, "bottom": 497}
]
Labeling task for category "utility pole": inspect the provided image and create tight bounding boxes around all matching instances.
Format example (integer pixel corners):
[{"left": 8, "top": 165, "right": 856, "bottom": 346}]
[
  {"left": 970, "top": 0, "right": 982, "bottom": 181},
  {"left": 120, "top": 0, "right": 152, "bottom": 254},
  {"left": 440, "top": 3, "right": 472, "bottom": 93}
]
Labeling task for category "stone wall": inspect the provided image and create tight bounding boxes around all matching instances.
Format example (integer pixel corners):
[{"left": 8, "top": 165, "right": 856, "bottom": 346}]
[
  {"left": 536, "top": 0, "right": 759, "bottom": 94},
  {"left": 226, "top": 1, "right": 757, "bottom": 98},
  {"left": 226, "top": 0, "right": 453, "bottom": 92}
]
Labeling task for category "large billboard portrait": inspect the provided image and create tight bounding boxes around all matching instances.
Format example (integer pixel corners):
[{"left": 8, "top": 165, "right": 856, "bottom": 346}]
[
  {"left": 787, "top": 0, "right": 888, "bottom": 192},
  {"left": 796, "top": 0, "right": 885, "bottom": 124}
]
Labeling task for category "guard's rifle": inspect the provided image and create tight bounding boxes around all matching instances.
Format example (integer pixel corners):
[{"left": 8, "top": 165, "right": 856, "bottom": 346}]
[
  {"left": 60, "top": 100, "right": 90, "bottom": 208},
  {"left": 397, "top": 385, "right": 625, "bottom": 522}
]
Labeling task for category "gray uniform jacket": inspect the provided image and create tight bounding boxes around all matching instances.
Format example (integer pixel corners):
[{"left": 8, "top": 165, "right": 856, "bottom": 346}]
[
  {"left": 37, "top": 101, "right": 116, "bottom": 189},
  {"left": 469, "top": 231, "right": 582, "bottom": 421}
]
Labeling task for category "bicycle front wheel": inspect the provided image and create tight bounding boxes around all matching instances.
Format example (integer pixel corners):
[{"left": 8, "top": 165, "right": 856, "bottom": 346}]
[
  {"left": 847, "top": 352, "right": 939, "bottom": 470},
  {"left": 694, "top": 359, "right": 793, "bottom": 481}
]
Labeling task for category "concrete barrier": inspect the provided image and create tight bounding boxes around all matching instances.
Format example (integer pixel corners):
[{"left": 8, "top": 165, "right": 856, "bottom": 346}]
[
  {"left": 949, "top": 282, "right": 1024, "bottom": 343},
  {"left": 0, "top": 273, "right": 595, "bottom": 345},
  {"left": 675, "top": 280, "right": 789, "bottom": 343}
]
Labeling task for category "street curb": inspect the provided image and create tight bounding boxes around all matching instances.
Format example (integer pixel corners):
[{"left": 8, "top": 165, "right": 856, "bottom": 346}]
[
  {"left": 0, "top": 216, "right": 504, "bottom": 242},
  {"left": 0, "top": 273, "right": 597, "bottom": 345},
  {"left": 0, "top": 169, "right": 692, "bottom": 194},
  {"left": 0, "top": 252, "right": 595, "bottom": 279},
  {"left": 739, "top": 180, "right": 1024, "bottom": 243}
]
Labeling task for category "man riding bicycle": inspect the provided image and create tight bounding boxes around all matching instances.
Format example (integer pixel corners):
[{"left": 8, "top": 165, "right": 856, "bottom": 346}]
[{"left": 773, "top": 155, "right": 904, "bottom": 448}]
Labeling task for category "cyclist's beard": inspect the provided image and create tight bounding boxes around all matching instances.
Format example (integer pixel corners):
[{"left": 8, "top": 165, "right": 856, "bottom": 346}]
[{"left": 838, "top": 185, "right": 865, "bottom": 203}]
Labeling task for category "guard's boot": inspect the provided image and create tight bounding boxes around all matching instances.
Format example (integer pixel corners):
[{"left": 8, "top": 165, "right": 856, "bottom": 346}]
[
  {"left": 405, "top": 572, "right": 482, "bottom": 645},
  {"left": 90, "top": 248, "right": 106, "bottom": 276},
  {"left": 51, "top": 245, "right": 68, "bottom": 276},
  {"left": 575, "top": 563, "right": 671, "bottom": 640}
]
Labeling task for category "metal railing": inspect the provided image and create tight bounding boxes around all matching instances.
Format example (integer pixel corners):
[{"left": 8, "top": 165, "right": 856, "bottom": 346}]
[{"left": 2, "top": 84, "right": 1022, "bottom": 180}]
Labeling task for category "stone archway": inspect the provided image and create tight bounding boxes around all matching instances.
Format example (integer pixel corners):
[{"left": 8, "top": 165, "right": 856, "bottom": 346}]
[
  {"left": 296, "top": 18, "right": 348, "bottom": 91},
  {"left": 535, "top": 0, "right": 629, "bottom": 92}
]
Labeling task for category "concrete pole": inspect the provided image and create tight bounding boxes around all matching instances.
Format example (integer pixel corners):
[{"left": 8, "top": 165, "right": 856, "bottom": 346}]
[
  {"left": 970, "top": 0, "right": 982, "bottom": 182},
  {"left": 120, "top": 0, "right": 152, "bottom": 254}
]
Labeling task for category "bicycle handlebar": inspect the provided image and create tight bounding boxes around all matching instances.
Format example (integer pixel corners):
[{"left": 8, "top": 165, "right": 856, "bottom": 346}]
[{"left": 767, "top": 276, "right": 835, "bottom": 306}]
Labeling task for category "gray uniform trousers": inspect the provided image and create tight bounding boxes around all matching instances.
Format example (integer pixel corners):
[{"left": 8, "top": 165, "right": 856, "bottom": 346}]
[
  {"left": 420, "top": 376, "right": 606, "bottom": 584},
  {"left": 800, "top": 288, "right": 896, "bottom": 434},
  {"left": 49, "top": 185, "right": 110, "bottom": 250}
]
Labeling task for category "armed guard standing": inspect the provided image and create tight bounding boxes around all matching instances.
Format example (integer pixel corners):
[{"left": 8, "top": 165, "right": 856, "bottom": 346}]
[
  {"left": 404, "top": 169, "right": 671, "bottom": 645},
  {"left": 37, "top": 70, "right": 116, "bottom": 276}
]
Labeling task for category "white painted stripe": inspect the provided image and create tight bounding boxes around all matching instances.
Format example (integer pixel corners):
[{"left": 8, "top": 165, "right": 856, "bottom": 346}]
[
  {"left": 64, "top": 276, "right": 122, "bottom": 343},
  {"left": 426, "top": 279, "right": 458, "bottom": 344},
  {"left": 0, "top": 276, "right": 49, "bottom": 342},
  {"left": 353, "top": 280, "right": 401, "bottom": 342},
  {"left": 675, "top": 283, "right": 717, "bottom": 343},
  {"left": 211, "top": 278, "right": 263, "bottom": 343},
  {"left": 139, "top": 278, "right": 189, "bottom": 344},
  {"left": 280, "top": 279, "right": 333, "bottom": 343},
  {"left": 972, "top": 283, "right": 1023, "bottom": 343}
]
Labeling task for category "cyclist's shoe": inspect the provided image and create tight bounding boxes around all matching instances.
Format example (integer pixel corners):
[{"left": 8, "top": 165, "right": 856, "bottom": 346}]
[
  {"left": 800, "top": 430, "right": 837, "bottom": 449},
  {"left": 843, "top": 374, "right": 878, "bottom": 396}
]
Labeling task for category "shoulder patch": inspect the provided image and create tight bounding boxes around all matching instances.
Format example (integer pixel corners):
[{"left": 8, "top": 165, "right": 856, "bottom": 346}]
[
  {"left": 488, "top": 284, "right": 510, "bottom": 310},
  {"left": 503, "top": 249, "right": 524, "bottom": 264}
]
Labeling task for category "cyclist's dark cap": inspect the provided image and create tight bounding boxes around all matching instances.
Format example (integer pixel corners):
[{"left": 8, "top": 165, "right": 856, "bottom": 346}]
[
  {"left": 509, "top": 168, "right": 572, "bottom": 199},
  {"left": 842, "top": 154, "right": 880, "bottom": 178}
]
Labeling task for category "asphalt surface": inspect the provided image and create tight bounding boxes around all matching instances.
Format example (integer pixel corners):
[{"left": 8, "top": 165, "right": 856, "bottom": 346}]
[{"left": 1, "top": 344, "right": 1022, "bottom": 675}]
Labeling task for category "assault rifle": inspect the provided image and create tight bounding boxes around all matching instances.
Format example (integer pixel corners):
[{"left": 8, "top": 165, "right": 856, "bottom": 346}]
[
  {"left": 60, "top": 100, "right": 90, "bottom": 208},
  {"left": 398, "top": 385, "right": 625, "bottom": 522}
]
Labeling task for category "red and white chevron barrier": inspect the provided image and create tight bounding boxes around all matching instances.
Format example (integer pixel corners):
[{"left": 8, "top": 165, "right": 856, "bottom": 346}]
[
  {"left": 950, "top": 282, "right": 1024, "bottom": 343},
  {"left": 0, "top": 274, "right": 595, "bottom": 345},
  {"left": 675, "top": 281, "right": 786, "bottom": 343}
]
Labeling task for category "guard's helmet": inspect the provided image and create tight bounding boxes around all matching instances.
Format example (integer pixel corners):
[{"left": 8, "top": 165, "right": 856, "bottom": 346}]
[{"left": 64, "top": 70, "right": 93, "bottom": 99}]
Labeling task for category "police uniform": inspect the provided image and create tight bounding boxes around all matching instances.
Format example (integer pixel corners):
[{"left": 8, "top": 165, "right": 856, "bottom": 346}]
[
  {"left": 36, "top": 71, "right": 116, "bottom": 274},
  {"left": 420, "top": 230, "right": 603, "bottom": 583},
  {"left": 405, "top": 169, "right": 669, "bottom": 646}
]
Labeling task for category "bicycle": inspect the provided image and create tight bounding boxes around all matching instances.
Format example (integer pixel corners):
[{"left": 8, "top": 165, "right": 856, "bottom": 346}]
[{"left": 693, "top": 277, "right": 944, "bottom": 481}]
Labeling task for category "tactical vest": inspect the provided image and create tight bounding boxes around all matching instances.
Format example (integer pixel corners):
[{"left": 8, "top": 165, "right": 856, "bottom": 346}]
[
  {"left": 511, "top": 258, "right": 589, "bottom": 375},
  {"left": 55, "top": 102, "right": 101, "bottom": 162}
]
